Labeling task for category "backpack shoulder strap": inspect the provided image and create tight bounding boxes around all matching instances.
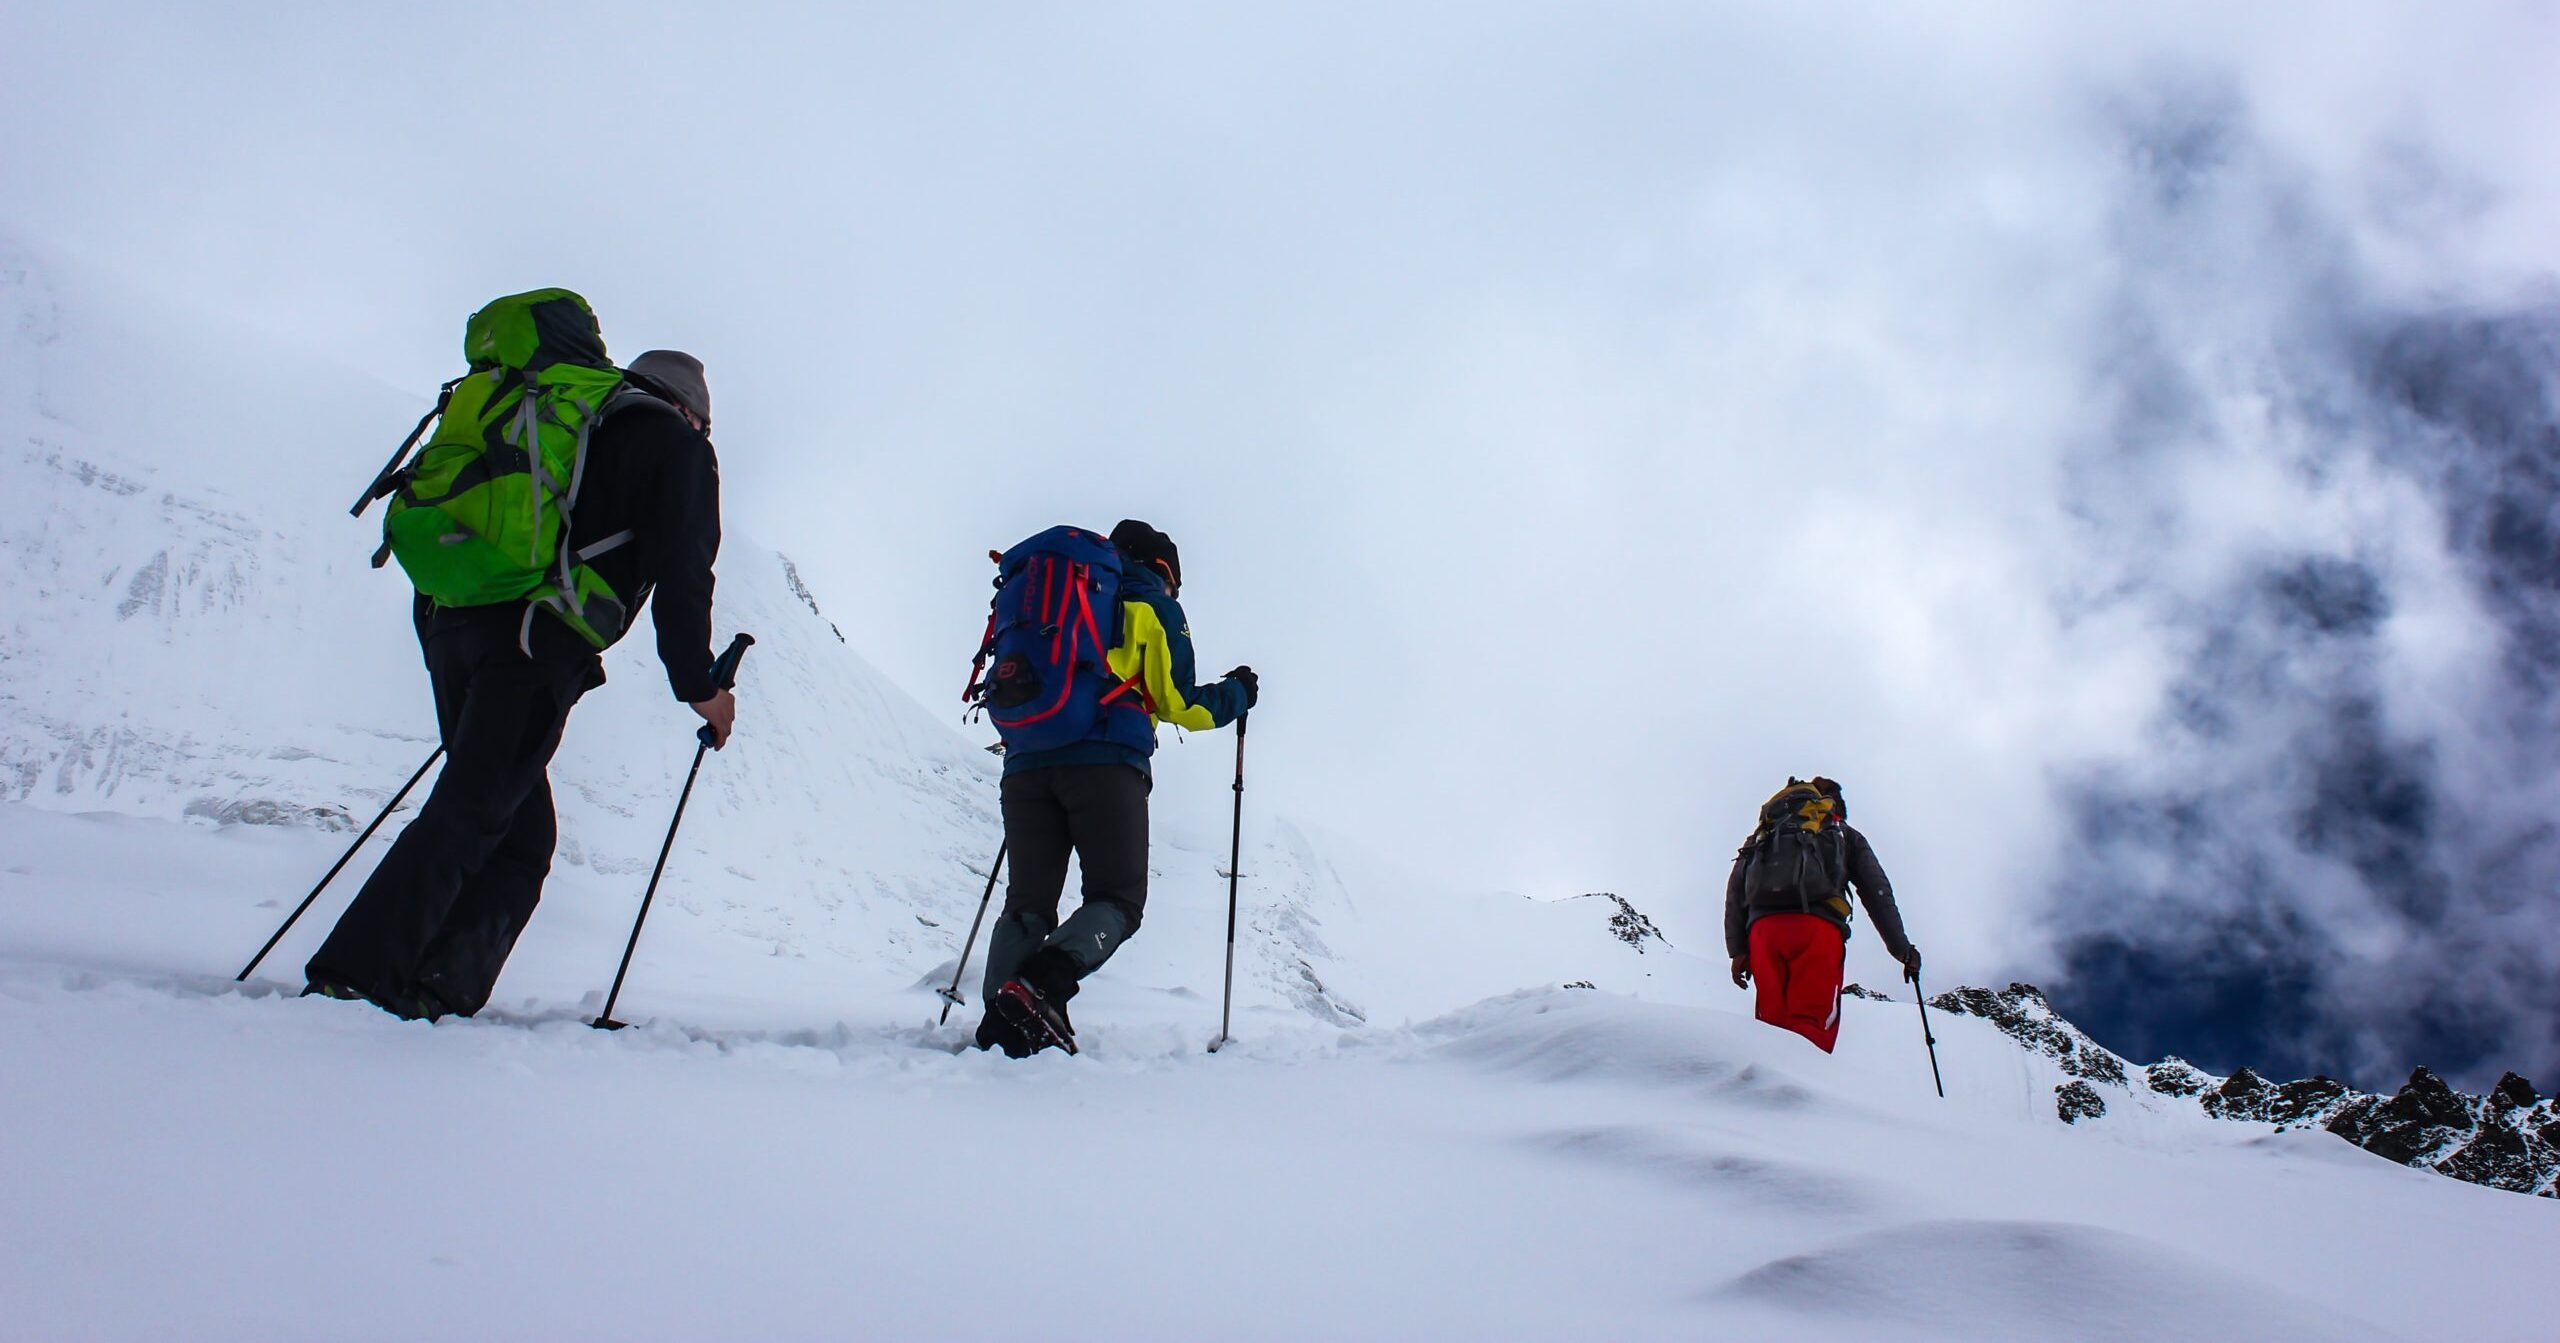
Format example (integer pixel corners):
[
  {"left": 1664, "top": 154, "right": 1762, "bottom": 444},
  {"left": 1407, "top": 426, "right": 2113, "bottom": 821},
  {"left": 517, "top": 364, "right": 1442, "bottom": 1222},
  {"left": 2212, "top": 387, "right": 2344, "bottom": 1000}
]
[{"left": 598, "top": 382, "right": 682, "bottom": 422}]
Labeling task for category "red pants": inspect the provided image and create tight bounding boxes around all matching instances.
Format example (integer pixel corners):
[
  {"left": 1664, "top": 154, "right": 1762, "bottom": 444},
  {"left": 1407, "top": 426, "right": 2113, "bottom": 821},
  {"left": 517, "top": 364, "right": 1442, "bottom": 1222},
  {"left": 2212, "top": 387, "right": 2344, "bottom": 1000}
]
[{"left": 1749, "top": 913, "right": 1845, "bottom": 1053}]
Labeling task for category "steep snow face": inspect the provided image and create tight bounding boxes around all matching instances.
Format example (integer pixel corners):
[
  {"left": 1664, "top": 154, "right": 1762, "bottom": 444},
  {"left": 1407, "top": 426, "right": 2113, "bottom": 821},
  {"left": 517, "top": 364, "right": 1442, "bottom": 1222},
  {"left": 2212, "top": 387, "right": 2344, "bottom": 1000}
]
[{"left": 0, "top": 236, "right": 420, "bottom": 822}]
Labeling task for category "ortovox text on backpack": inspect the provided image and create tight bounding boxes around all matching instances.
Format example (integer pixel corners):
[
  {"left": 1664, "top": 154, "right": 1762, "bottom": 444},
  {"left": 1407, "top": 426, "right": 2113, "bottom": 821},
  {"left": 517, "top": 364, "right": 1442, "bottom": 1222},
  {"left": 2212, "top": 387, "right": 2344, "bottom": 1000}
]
[{"left": 353, "top": 289, "right": 636, "bottom": 652}]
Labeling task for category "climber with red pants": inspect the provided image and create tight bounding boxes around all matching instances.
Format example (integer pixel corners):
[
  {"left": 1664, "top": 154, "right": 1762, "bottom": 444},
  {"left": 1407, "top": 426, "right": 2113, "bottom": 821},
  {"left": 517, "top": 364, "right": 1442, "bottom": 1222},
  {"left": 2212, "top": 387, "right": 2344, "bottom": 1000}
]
[{"left": 1724, "top": 777, "right": 1919, "bottom": 1053}]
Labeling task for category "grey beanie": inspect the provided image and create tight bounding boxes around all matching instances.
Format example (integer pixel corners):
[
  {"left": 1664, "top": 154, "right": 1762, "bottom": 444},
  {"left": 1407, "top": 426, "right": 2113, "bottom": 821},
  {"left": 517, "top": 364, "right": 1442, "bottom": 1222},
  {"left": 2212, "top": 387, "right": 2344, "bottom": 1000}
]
[{"left": 627, "top": 349, "right": 710, "bottom": 428}]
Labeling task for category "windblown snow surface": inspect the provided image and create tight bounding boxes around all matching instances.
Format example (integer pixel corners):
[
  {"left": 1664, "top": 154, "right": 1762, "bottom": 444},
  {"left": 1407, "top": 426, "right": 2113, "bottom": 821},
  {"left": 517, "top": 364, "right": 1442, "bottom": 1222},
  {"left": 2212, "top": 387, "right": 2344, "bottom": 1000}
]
[{"left": 3, "top": 239, "right": 2553, "bottom": 1342}]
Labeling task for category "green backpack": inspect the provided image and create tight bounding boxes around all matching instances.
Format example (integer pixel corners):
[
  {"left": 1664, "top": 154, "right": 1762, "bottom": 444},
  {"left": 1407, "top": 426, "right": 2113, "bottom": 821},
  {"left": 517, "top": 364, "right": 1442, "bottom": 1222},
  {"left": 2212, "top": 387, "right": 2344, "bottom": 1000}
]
[{"left": 352, "top": 288, "right": 634, "bottom": 648}]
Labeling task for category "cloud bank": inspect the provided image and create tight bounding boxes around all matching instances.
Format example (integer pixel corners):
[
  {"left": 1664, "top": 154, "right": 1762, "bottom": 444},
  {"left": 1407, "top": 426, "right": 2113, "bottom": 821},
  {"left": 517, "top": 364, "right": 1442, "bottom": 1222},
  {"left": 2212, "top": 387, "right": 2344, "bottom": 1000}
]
[{"left": 2044, "top": 78, "right": 2560, "bottom": 1088}]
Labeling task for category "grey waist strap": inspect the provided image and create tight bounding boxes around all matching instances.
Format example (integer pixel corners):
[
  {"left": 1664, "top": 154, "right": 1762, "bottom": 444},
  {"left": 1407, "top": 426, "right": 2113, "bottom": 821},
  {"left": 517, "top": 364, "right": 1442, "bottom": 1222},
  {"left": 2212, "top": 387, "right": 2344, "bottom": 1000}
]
[{"left": 574, "top": 530, "right": 635, "bottom": 563}]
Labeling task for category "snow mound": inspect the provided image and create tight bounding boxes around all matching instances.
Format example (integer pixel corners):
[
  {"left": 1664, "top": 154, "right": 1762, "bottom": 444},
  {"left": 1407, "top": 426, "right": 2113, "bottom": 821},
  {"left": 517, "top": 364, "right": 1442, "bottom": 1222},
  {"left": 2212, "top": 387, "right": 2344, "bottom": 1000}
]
[
  {"left": 1424, "top": 988, "right": 1826, "bottom": 1109},
  {"left": 1719, "top": 1219, "right": 2395, "bottom": 1343}
]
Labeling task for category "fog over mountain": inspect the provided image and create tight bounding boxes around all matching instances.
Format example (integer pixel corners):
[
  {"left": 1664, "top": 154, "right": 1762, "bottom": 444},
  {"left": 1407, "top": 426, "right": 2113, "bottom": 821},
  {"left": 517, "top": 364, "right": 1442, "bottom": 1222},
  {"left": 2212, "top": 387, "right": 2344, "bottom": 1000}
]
[{"left": 2042, "top": 80, "right": 2560, "bottom": 1089}]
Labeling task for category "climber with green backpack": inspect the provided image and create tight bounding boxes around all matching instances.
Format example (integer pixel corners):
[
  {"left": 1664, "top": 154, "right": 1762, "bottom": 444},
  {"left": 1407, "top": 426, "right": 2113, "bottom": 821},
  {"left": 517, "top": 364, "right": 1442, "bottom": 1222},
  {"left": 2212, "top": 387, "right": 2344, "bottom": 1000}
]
[
  {"left": 1723, "top": 776, "right": 1919, "bottom": 1053},
  {"left": 305, "top": 289, "right": 732, "bottom": 1020}
]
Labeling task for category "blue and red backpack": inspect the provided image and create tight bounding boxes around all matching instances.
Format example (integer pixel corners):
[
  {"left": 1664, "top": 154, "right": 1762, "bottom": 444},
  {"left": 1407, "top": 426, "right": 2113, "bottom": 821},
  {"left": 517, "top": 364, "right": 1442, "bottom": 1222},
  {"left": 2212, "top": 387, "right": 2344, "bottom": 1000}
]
[{"left": 964, "top": 525, "right": 1151, "bottom": 755}]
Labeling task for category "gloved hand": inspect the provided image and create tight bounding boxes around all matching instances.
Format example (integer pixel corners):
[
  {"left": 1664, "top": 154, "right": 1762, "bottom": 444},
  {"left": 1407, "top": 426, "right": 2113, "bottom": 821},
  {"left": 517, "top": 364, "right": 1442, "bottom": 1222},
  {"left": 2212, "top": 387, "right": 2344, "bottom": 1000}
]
[
  {"left": 1224, "top": 665, "right": 1259, "bottom": 709},
  {"left": 1900, "top": 945, "right": 1923, "bottom": 984}
]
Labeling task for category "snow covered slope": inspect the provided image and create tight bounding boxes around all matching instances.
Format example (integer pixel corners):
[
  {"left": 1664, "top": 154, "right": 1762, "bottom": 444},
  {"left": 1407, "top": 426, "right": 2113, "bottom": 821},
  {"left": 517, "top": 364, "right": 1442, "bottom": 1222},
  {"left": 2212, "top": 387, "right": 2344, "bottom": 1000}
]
[
  {"left": 1, "top": 901, "right": 2550, "bottom": 1342},
  {"left": 1, "top": 239, "right": 2553, "bottom": 1340}
]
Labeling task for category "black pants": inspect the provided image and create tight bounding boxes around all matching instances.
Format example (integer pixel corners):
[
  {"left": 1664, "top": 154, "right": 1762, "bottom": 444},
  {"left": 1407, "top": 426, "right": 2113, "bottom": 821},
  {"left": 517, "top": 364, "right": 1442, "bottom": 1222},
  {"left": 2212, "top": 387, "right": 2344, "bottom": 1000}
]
[
  {"left": 307, "top": 604, "right": 599, "bottom": 1015},
  {"left": 982, "top": 764, "right": 1150, "bottom": 1002}
]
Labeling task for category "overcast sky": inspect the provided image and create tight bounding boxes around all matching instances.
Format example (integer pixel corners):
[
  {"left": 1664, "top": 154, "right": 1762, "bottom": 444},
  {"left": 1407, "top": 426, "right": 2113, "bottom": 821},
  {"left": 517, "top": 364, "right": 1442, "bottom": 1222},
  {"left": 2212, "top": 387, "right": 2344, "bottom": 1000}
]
[{"left": 7, "top": 1, "right": 2557, "bottom": 1088}]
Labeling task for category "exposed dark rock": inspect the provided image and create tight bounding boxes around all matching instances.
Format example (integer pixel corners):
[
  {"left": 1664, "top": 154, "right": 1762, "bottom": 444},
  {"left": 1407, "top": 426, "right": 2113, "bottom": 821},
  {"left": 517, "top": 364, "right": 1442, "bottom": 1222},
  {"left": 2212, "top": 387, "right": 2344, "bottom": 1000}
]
[
  {"left": 1929, "top": 982, "right": 2130, "bottom": 1087},
  {"left": 2145, "top": 1057, "right": 2210, "bottom": 1097},
  {"left": 2391, "top": 1067, "right": 2475, "bottom": 1128},
  {"left": 779, "top": 555, "right": 848, "bottom": 644},
  {"left": 2434, "top": 1124, "right": 2555, "bottom": 1195},
  {"left": 1585, "top": 894, "right": 1666, "bottom": 952},
  {"left": 2057, "top": 1080, "right": 2108, "bottom": 1124},
  {"left": 1841, "top": 983, "right": 1896, "bottom": 1002},
  {"left": 2337, "top": 1068, "right": 2475, "bottom": 1167},
  {"left": 2202, "top": 1067, "right": 2276, "bottom": 1122},
  {"left": 2267, "top": 1076, "right": 2353, "bottom": 1129},
  {"left": 1928, "top": 984, "right": 2560, "bottom": 1199},
  {"left": 1562, "top": 980, "right": 1595, "bottom": 991},
  {"left": 2324, "top": 1095, "right": 2382, "bottom": 1145}
]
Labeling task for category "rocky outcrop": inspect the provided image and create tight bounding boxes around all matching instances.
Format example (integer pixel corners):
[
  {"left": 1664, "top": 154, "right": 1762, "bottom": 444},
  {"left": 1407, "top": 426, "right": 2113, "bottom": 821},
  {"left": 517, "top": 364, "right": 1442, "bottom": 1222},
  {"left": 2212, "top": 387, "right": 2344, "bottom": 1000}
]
[
  {"left": 2435, "top": 1123, "right": 2542, "bottom": 1194},
  {"left": 2201, "top": 1067, "right": 2275, "bottom": 1122},
  {"left": 2144, "top": 1057, "right": 2211, "bottom": 1097},
  {"left": 1948, "top": 983, "right": 2560, "bottom": 1199},
  {"left": 1589, "top": 893, "right": 1666, "bottom": 952},
  {"left": 2313, "top": 1068, "right": 2559, "bottom": 1195},
  {"left": 2056, "top": 1080, "right": 2107, "bottom": 1124},
  {"left": 2196, "top": 1068, "right": 2357, "bottom": 1128},
  {"left": 1930, "top": 982, "right": 2130, "bottom": 1086},
  {"left": 2267, "top": 1076, "right": 2355, "bottom": 1128},
  {"left": 2328, "top": 1067, "right": 2475, "bottom": 1165}
]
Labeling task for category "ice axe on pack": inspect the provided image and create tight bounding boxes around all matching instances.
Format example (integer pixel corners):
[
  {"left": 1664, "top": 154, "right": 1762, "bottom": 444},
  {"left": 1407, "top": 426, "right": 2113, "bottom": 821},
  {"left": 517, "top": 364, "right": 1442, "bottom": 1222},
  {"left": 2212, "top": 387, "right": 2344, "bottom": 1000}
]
[{"left": 592, "top": 632, "right": 754, "bottom": 1031}]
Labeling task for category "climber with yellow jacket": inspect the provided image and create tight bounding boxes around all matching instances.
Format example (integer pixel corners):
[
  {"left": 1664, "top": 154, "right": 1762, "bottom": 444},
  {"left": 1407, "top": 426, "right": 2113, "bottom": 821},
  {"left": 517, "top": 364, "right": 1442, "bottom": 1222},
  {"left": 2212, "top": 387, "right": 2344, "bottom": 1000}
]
[{"left": 965, "top": 519, "right": 1256, "bottom": 1056}]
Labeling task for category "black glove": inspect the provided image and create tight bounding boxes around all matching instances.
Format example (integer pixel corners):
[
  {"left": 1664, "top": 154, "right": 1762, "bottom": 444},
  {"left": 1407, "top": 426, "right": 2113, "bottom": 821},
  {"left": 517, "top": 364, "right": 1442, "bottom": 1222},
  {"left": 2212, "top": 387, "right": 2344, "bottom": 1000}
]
[
  {"left": 1224, "top": 665, "right": 1259, "bottom": 709},
  {"left": 1900, "top": 945, "right": 1923, "bottom": 983}
]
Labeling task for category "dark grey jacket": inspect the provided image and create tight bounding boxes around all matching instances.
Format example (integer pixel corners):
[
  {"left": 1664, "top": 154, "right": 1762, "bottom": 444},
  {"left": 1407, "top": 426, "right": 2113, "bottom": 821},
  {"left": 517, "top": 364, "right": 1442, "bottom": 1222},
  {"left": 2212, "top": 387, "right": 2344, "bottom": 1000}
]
[
  {"left": 570, "top": 392, "right": 722, "bottom": 704},
  {"left": 1723, "top": 822, "right": 1915, "bottom": 962}
]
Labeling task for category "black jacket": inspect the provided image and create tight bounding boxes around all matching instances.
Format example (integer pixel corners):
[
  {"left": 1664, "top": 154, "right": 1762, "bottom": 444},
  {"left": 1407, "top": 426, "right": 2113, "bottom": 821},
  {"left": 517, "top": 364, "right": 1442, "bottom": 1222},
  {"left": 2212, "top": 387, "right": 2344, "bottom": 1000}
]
[
  {"left": 568, "top": 391, "right": 722, "bottom": 703},
  {"left": 1724, "top": 822, "right": 1914, "bottom": 962}
]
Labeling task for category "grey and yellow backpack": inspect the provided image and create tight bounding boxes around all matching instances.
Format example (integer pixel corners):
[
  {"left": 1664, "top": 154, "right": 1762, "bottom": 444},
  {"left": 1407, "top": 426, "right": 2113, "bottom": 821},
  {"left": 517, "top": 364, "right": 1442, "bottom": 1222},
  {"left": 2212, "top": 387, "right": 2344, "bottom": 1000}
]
[{"left": 1740, "top": 777, "right": 1853, "bottom": 919}]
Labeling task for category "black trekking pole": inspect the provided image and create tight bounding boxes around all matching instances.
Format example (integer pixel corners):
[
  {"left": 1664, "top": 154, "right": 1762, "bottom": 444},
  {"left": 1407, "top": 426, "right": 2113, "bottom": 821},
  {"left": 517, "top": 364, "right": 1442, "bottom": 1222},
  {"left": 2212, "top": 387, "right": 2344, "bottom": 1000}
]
[
  {"left": 593, "top": 633, "right": 754, "bottom": 1030},
  {"left": 235, "top": 746, "right": 445, "bottom": 983},
  {"left": 936, "top": 842, "right": 1006, "bottom": 1025},
  {"left": 1912, "top": 966, "right": 1946, "bottom": 1098},
  {"left": 1208, "top": 712, "right": 1248, "bottom": 1054}
]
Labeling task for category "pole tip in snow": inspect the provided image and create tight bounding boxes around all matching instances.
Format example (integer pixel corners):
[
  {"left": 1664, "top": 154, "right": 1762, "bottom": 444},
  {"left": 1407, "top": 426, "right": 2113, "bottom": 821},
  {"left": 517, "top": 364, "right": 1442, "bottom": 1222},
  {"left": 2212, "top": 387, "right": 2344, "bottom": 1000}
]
[{"left": 591, "top": 1016, "right": 629, "bottom": 1031}]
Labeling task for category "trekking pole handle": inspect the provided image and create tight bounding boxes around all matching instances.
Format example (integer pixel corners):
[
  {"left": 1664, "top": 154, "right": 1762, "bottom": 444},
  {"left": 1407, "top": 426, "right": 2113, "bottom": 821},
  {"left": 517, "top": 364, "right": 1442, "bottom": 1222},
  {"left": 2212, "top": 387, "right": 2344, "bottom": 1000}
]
[
  {"left": 695, "top": 634, "right": 755, "bottom": 747},
  {"left": 710, "top": 633, "right": 755, "bottom": 691}
]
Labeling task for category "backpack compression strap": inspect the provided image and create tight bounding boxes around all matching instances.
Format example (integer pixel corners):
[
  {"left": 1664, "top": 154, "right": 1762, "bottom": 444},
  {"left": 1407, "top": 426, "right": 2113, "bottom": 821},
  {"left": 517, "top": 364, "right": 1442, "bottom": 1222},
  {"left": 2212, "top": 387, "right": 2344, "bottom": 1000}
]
[
  {"left": 516, "top": 379, "right": 632, "bottom": 657},
  {"left": 994, "top": 558, "right": 1113, "bottom": 730}
]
